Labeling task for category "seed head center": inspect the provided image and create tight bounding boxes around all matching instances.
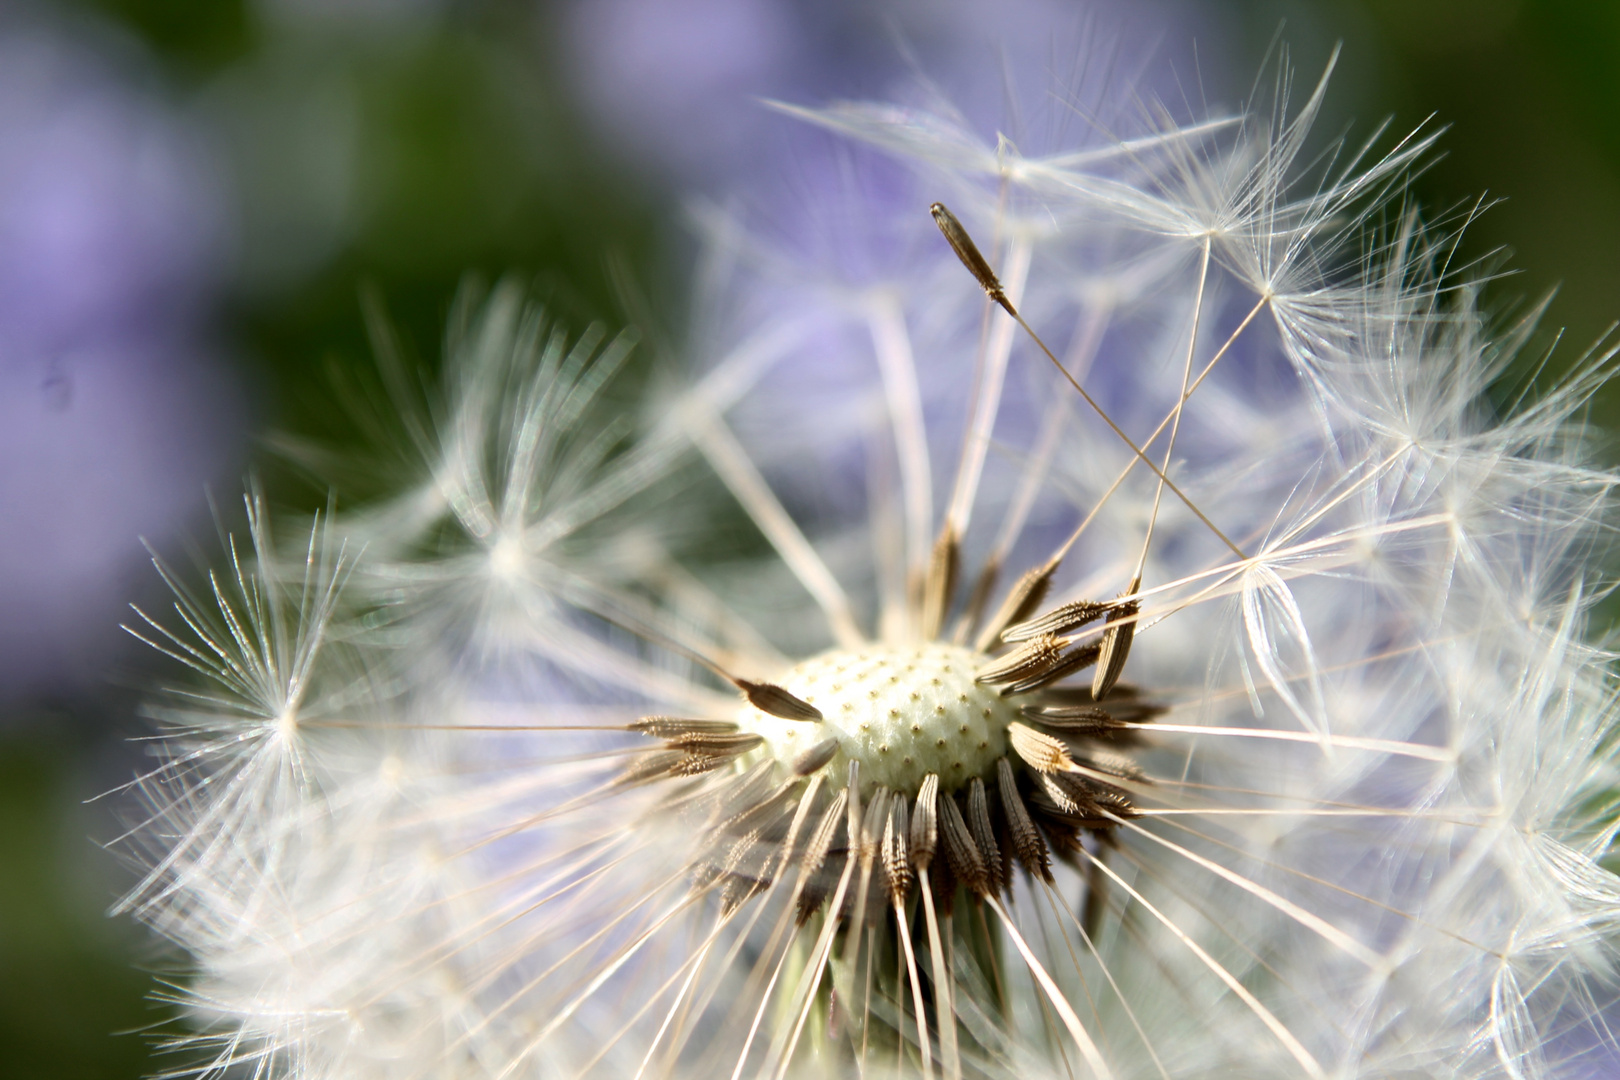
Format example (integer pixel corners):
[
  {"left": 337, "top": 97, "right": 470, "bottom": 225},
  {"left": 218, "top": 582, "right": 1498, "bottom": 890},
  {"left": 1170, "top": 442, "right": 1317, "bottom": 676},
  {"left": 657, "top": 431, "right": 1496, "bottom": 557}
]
[{"left": 737, "top": 643, "right": 1015, "bottom": 796}]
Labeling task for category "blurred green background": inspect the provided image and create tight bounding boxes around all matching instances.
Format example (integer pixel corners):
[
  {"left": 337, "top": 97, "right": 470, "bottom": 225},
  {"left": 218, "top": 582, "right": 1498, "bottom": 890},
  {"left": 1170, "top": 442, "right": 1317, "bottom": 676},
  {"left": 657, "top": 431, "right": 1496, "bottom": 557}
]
[{"left": 2, "top": 0, "right": 1616, "bottom": 1075}]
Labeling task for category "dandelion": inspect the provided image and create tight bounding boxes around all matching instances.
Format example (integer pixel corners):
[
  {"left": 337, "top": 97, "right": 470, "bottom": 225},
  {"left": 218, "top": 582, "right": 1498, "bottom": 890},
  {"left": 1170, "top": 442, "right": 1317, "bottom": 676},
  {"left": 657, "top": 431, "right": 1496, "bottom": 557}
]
[{"left": 114, "top": 46, "right": 1620, "bottom": 1080}]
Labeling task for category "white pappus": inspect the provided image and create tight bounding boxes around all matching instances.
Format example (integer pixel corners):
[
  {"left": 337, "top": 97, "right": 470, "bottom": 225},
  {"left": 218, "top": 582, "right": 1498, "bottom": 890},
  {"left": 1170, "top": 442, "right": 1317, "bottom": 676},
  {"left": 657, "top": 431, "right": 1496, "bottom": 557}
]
[{"left": 113, "top": 49, "right": 1620, "bottom": 1080}]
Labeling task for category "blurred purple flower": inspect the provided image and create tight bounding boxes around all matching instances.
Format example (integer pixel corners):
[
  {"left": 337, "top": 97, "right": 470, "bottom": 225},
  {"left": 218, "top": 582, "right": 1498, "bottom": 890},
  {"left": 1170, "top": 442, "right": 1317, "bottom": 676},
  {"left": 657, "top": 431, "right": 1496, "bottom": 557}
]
[
  {"left": 565, "top": 0, "right": 800, "bottom": 181},
  {"left": 563, "top": 0, "right": 1222, "bottom": 186},
  {"left": 0, "top": 19, "right": 240, "bottom": 701}
]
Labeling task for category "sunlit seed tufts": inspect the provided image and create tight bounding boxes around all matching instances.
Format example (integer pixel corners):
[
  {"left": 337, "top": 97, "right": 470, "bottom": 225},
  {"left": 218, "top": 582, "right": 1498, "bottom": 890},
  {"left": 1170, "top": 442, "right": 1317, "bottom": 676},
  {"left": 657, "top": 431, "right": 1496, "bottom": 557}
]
[{"left": 107, "top": 35, "right": 1620, "bottom": 1080}]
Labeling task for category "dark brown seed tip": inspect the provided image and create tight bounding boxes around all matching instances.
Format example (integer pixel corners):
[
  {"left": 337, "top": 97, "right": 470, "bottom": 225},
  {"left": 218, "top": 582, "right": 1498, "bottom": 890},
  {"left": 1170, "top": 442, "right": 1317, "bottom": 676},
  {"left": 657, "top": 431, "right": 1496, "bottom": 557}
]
[
  {"left": 974, "top": 558, "right": 1059, "bottom": 652},
  {"left": 997, "top": 640, "right": 1102, "bottom": 696},
  {"left": 791, "top": 737, "right": 841, "bottom": 776},
  {"left": 966, "top": 777, "right": 1003, "bottom": 884},
  {"left": 929, "top": 202, "right": 1014, "bottom": 314},
  {"left": 1091, "top": 600, "right": 1140, "bottom": 702},
  {"left": 939, "top": 794, "right": 992, "bottom": 897},
  {"left": 860, "top": 787, "right": 890, "bottom": 858},
  {"left": 736, "top": 679, "right": 824, "bottom": 722},
  {"left": 618, "top": 749, "right": 683, "bottom": 785},
  {"left": 1007, "top": 720, "right": 1077, "bottom": 774},
  {"left": 1021, "top": 704, "right": 1125, "bottom": 737},
  {"left": 666, "top": 731, "right": 764, "bottom": 756},
  {"left": 630, "top": 717, "right": 741, "bottom": 738},
  {"left": 975, "top": 634, "right": 1065, "bottom": 686},
  {"left": 883, "top": 800, "right": 914, "bottom": 901},
  {"left": 1003, "top": 599, "right": 1109, "bottom": 644},
  {"left": 909, "top": 773, "right": 940, "bottom": 871},
  {"left": 920, "top": 525, "right": 960, "bottom": 642},
  {"left": 997, "top": 757, "right": 1053, "bottom": 883}
]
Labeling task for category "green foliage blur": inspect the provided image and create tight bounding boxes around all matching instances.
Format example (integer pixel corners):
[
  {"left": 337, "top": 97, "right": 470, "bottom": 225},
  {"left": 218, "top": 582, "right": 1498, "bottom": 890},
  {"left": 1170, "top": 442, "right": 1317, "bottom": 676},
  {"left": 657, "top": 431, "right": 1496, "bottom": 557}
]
[
  {"left": 90, "top": 0, "right": 660, "bottom": 505},
  {"left": 9, "top": 1, "right": 1617, "bottom": 1075}
]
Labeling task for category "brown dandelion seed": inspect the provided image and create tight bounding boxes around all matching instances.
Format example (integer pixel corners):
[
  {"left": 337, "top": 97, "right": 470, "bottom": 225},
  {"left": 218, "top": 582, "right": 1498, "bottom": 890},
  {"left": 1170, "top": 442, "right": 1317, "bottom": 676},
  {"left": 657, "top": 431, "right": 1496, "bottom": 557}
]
[
  {"left": 735, "top": 679, "right": 824, "bottom": 722},
  {"left": 791, "top": 737, "right": 840, "bottom": 776},
  {"left": 1022, "top": 704, "right": 1126, "bottom": 737},
  {"left": 974, "top": 557, "right": 1061, "bottom": 651},
  {"left": 997, "top": 758, "right": 1051, "bottom": 882},
  {"left": 920, "top": 524, "right": 960, "bottom": 640},
  {"left": 1003, "top": 598, "right": 1110, "bottom": 643},
  {"left": 1007, "top": 721, "right": 1079, "bottom": 774},
  {"left": 1092, "top": 595, "right": 1141, "bottom": 701},
  {"left": 976, "top": 634, "right": 1067, "bottom": 685},
  {"left": 628, "top": 716, "right": 741, "bottom": 738},
  {"left": 909, "top": 773, "right": 939, "bottom": 872},
  {"left": 931, "top": 201, "right": 1014, "bottom": 315},
  {"left": 939, "top": 793, "right": 992, "bottom": 897},
  {"left": 882, "top": 799, "right": 913, "bottom": 902},
  {"left": 966, "top": 777, "right": 1003, "bottom": 883}
]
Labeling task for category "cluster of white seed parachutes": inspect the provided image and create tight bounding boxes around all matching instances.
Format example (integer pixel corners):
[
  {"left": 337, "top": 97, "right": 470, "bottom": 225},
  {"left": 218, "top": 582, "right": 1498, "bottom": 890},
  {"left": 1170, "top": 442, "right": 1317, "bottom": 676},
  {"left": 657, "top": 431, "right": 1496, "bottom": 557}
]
[{"left": 115, "top": 56, "right": 1620, "bottom": 1080}]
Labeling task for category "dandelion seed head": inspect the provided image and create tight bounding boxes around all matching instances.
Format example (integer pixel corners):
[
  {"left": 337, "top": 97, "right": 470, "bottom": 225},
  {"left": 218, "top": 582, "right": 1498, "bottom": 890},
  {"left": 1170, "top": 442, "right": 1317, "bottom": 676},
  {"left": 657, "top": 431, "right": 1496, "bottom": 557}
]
[{"left": 108, "top": 27, "right": 1620, "bottom": 1080}]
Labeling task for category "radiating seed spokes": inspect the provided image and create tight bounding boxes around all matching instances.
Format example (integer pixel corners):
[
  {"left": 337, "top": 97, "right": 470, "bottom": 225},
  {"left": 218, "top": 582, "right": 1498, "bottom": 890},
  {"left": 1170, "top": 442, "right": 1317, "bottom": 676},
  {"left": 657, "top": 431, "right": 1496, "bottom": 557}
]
[
  {"left": 618, "top": 204, "right": 1185, "bottom": 938},
  {"left": 609, "top": 199, "right": 1234, "bottom": 1077}
]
